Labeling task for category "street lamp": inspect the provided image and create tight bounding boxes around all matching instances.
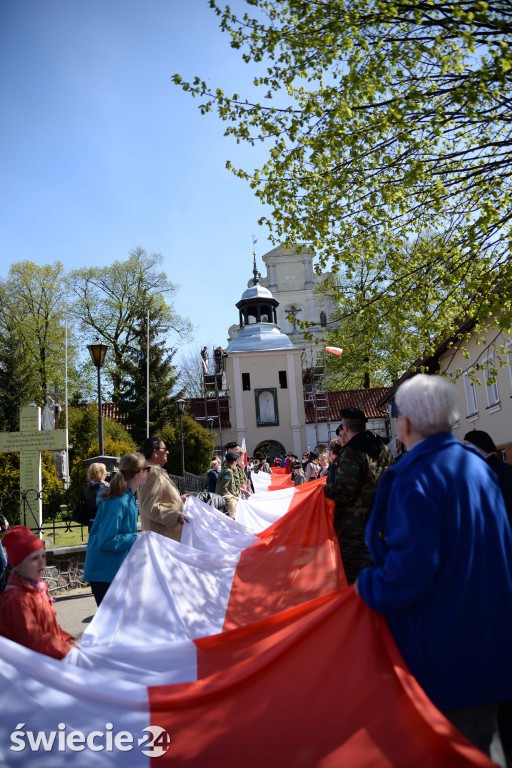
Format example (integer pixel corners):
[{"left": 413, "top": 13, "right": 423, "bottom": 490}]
[
  {"left": 88, "top": 340, "right": 108, "bottom": 456},
  {"left": 176, "top": 398, "right": 186, "bottom": 476}
]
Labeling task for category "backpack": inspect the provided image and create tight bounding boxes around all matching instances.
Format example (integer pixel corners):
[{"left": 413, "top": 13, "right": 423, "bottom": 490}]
[{"left": 71, "top": 488, "right": 89, "bottom": 526}]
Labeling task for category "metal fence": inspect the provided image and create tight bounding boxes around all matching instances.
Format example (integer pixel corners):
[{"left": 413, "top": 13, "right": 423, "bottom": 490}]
[
  {"left": 0, "top": 469, "right": 209, "bottom": 539},
  {"left": 168, "top": 471, "right": 208, "bottom": 495},
  {"left": 0, "top": 490, "right": 87, "bottom": 542}
]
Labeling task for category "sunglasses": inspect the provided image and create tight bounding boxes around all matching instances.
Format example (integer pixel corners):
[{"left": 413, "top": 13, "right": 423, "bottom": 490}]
[{"left": 140, "top": 467, "right": 152, "bottom": 473}]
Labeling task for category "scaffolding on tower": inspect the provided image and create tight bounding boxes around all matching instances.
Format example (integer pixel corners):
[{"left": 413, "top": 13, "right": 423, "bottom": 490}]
[
  {"left": 302, "top": 343, "right": 331, "bottom": 450},
  {"left": 198, "top": 345, "right": 229, "bottom": 456}
]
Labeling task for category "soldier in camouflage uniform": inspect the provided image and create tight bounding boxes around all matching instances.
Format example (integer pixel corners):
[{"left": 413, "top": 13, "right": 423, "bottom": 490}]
[
  {"left": 216, "top": 451, "right": 241, "bottom": 519},
  {"left": 324, "top": 408, "right": 392, "bottom": 584},
  {"left": 225, "top": 440, "right": 252, "bottom": 498}
]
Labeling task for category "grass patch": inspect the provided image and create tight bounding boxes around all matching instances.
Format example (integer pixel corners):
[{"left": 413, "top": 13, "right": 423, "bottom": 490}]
[{"left": 42, "top": 517, "right": 89, "bottom": 548}]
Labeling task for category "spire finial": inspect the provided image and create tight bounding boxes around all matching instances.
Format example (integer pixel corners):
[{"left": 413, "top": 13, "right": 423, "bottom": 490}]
[{"left": 252, "top": 235, "right": 260, "bottom": 285}]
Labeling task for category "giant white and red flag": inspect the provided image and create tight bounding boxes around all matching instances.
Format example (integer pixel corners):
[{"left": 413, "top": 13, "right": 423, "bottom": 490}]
[{"left": 0, "top": 482, "right": 493, "bottom": 767}]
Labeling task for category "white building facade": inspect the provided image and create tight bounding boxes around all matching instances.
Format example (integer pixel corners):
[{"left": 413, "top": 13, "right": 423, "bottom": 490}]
[
  {"left": 224, "top": 270, "right": 307, "bottom": 458},
  {"left": 229, "top": 245, "right": 336, "bottom": 352}
]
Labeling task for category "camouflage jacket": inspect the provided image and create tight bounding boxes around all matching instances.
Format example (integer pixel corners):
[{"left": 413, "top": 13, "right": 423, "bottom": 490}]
[
  {"left": 216, "top": 463, "right": 240, "bottom": 498},
  {"left": 324, "top": 430, "right": 393, "bottom": 538},
  {"left": 234, "top": 463, "right": 247, "bottom": 492}
]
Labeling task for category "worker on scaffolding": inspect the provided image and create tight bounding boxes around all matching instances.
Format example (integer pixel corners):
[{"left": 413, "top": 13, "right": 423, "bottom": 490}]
[
  {"left": 214, "top": 346, "right": 227, "bottom": 374},
  {"left": 200, "top": 346, "right": 209, "bottom": 374}
]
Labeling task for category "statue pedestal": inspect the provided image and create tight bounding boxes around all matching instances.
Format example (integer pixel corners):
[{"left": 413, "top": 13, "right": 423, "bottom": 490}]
[{"left": 84, "top": 455, "right": 120, "bottom": 478}]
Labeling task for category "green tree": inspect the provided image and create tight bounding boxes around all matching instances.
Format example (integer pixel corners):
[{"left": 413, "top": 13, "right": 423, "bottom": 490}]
[
  {"left": 68, "top": 248, "right": 192, "bottom": 401},
  {"left": 316, "top": 232, "right": 461, "bottom": 386},
  {"left": 173, "top": 0, "right": 512, "bottom": 369},
  {"left": 0, "top": 451, "right": 64, "bottom": 525},
  {"left": 0, "top": 320, "right": 34, "bottom": 431},
  {"left": 0, "top": 261, "right": 80, "bottom": 406},
  {"left": 66, "top": 405, "right": 137, "bottom": 497},
  {"left": 163, "top": 415, "right": 214, "bottom": 477},
  {"left": 0, "top": 453, "right": 22, "bottom": 520},
  {"left": 116, "top": 307, "right": 183, "bottom": 448}
]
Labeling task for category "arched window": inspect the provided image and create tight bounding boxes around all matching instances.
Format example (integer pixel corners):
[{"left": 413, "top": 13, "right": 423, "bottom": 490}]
[{"left": 320, "top": 311, "right": 327, "bottom": 327}]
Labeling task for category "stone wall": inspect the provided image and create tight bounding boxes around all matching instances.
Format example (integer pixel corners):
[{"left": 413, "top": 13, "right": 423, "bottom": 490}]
[{"left": 44, "top": 545, "right": 87, "bottom": 593}]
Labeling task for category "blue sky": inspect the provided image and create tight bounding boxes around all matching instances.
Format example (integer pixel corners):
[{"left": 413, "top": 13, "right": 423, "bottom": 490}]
[{"left": 0, "top": 0, "right": 275, "bottom": 362}]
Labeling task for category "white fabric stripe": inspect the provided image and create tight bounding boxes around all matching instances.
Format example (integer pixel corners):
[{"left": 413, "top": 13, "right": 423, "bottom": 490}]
[
  {"left": 236, "top": 486, "right": 294, "bottom": 533},
  {"left": 0, "top": 490, "right": 293, "bottom": 765},
  {"left": 0, "top": 636, "right": 150, "bottom": 767},
  {"left": 250, "top": 470, "right": 272, "bottom": 492},
  {"left": 79, "top": 528, "right": 241, "bottom": 648},
  {"left": 181, "top": 495, "right": 258, "bottom": 553},
  {"left": 66, "top": 639, "right": 198, "bottom": 686}
]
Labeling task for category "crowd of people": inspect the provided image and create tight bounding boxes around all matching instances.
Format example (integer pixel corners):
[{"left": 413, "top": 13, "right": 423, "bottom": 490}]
[{"left": 0, "top": 373, "right": 511, "bottom": 761}]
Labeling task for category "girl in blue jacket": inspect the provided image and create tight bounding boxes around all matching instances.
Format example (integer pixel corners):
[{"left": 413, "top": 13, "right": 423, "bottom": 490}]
[{"left": 84, "top": 452, "right": 150, "bottom": 606}]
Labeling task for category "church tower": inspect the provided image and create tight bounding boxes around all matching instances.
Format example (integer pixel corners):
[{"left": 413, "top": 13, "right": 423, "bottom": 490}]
[{"left": 224, "top": 259, "right": 307, "bottom": 458}]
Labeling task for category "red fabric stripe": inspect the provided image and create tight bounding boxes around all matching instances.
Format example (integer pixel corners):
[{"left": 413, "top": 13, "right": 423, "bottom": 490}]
[
  {"left": 149, "top": 589, "right": 492, "bottom": 767},
  {"left": 269, "top": 466, "right": 294, "bottom": 489},
  {"left": 222, "top": 479, "right": 345, "bottom": 630}
]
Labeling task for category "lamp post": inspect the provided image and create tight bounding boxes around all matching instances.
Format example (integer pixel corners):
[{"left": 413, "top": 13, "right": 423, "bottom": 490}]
[
  {"left": 88, "top": 340, "right": 108, "bottom": 457},
  {"left": 176, "top": 398, "right": 186, "bottom": 476}
]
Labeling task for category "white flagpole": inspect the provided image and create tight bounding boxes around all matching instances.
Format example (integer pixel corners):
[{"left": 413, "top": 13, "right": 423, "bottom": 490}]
[
  {"left": 65, "top": 320, "right": 70, "bottom": 487},
  {"left": 146, "top": 309, "right": 150, "bottom": 439}
]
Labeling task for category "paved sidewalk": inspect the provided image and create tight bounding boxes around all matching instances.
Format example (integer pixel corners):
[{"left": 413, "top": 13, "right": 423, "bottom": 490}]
[{"left": 54, "top": 587, "right": 97, "bottom": 640}]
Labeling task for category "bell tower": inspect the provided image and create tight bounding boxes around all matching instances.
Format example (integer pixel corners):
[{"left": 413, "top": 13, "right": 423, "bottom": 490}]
[{"left": 224, "top": 257, "right": 307, "bottom": 458}]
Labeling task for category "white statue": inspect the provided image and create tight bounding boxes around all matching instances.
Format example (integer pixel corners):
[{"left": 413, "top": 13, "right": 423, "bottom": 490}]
[{"left": 42, "top": 396, "right": 56, "bottom": 430}]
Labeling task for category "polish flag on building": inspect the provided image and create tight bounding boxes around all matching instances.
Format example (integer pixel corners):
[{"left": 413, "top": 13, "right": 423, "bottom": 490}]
[{"left": 0, "top": 485, "right": 493, "bottom": 767}]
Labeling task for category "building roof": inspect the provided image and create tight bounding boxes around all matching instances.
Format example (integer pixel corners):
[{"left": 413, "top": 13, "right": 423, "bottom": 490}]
[
  {"left": 304, "top": 388, "right": 391, "bottom": 424},
  {"left": 239, "top": 283, "right": 275, "bottom": 302},
  {"left": 226, "top": 324, "right": 295, "bottom": 353}
]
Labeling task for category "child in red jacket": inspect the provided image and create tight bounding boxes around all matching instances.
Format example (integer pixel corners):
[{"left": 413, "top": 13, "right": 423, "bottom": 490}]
[{"left": 0, "top": 526, "right": 74, "bottom": 659}]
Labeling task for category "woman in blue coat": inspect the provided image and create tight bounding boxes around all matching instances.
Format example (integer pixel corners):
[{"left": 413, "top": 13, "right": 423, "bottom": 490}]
[
  {"left": 357, "top": 374, "right": 512, "bottom": 756},
  {"left": 84, "top": 452, "right": 150, "bottom": 606}
]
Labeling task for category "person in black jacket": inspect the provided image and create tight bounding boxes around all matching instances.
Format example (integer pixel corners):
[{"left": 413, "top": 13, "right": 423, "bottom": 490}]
[
  {"left": 0, "top": 504, "right": 10, "bottom": 586},
  {"left": 85, "top": 462, "right": 110, "bottom": 531},
  {"left": 463, "top": 428, "right": 512, "bottom": 765},
  {"left": 463, "top": 430, "right": 512, "bottom": 524},
  {"left": 207, "top": 458, "right": 221, "bottom": 493},
  {"left": 324, "top": 408, "right": 392, "bottom": 583}
]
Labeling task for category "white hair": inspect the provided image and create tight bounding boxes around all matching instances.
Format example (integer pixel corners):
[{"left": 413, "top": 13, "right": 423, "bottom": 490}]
[{"left": 395, "top": 374, "right": 459, "bottom": 437}]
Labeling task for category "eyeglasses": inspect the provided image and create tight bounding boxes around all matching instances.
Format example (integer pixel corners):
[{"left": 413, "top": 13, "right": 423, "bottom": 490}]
[{"left": 157, "top": 447, "right": 169, "bottom": 453}]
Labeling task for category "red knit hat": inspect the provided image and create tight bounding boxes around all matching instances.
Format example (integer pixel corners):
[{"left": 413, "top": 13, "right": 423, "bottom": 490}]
[{"left": 2, "top": 525, "right": 45, "bottom": 568}]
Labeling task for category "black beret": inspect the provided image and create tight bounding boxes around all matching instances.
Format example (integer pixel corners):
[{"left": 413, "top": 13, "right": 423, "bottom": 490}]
[
  {"left": 463, "top": 430, "right": 497, "bottom": 454},
  {"left": 340, "top": 407, "right": 367, "bottom": 423}
]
